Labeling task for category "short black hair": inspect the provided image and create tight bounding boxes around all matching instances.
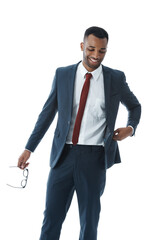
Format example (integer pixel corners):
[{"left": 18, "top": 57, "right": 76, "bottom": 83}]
[{"left": 84, "top": 26, "right": 109, "bottom": 41}]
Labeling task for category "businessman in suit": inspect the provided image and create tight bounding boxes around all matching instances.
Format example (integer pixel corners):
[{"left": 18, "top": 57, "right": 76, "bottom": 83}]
[{"left": 18, "top": 26, "right": 141, "bottom": 240}]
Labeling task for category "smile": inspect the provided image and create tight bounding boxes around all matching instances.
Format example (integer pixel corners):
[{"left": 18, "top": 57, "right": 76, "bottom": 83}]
[{"left": 89, "top": 58, "right": 99, "bottom": 63}]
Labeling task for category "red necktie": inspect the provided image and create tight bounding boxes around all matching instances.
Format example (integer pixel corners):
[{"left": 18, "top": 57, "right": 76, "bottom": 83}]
[{"left": 72, "top": 73, "right": 92, "bottom": 145}]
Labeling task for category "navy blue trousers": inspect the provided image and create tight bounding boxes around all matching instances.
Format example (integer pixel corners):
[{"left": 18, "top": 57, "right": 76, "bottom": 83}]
[{"left": 39, "top": 144, "right": 106, "bottom": 240}]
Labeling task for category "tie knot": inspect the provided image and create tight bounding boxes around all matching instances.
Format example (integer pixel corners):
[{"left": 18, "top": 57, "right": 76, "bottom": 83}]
[{"left": 85, "top": 73, "right": 92, "bottom": 80}]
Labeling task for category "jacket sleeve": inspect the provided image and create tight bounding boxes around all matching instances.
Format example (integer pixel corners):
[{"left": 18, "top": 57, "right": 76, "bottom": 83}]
[
  {"left": 25, "top": 70, "right": 58, "bottom": 152},
  {"left": 120, "top": 73, "right": 141, "bottom": 135}
]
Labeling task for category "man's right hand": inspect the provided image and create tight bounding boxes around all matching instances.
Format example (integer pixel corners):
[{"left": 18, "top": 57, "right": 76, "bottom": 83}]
[{"left": 18, "top": 150, "right": 31, "bottom": 169}]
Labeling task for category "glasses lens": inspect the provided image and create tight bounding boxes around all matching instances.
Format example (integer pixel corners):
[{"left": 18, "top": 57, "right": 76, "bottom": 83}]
[
  {"left": 23, "top": 169, "right": 29, "bottom": 178},
  {"left": 21, "top": 179, "right": 27, "bottom": 188}
]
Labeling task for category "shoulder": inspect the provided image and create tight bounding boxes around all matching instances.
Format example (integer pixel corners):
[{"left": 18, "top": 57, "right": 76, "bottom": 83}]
[
  {"left": 56, "top": 62, "right": 80, "bottom": 74},
  {"left": 102, "top": 65, "right": 125, "bottom": 79}
]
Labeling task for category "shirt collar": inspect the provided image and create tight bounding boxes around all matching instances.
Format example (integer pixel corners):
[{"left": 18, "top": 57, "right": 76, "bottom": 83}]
[{"left": 78, "top": 61, "right": 102, "bottom": 81}]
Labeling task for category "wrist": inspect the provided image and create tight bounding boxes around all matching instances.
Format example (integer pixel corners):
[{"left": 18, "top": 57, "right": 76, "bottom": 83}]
[
  {"left": 25, "top": 149, "right": 32, "bottom": 153},
  {"left": 24, "top": 149, "right": 31, "bottom": 156}
]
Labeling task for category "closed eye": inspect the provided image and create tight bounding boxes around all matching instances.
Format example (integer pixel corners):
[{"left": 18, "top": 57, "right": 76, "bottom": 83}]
[
  {"left": 99, "top": 50, "right": 106, "bottom": 54},
  {"left": 88, "top": 48, "right": 106, "bottom": 54}
]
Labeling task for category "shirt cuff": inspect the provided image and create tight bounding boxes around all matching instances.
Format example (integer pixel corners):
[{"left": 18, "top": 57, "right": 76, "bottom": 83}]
[
  {"left": 25, "top": 149, "right": 32, "bottom": 153},
  {"left": 128, "top": 125, "right": 134, "bottom": 136}
]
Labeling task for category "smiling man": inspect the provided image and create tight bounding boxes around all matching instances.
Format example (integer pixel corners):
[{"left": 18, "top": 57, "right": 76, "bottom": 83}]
[{"left": 18, "top": 26, "right": 141, "bottom": 240}]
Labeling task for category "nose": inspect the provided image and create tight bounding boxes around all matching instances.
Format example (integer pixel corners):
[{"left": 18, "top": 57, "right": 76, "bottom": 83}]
[{"left": 92, "top": 50, "right": 99, "bottom": 59}]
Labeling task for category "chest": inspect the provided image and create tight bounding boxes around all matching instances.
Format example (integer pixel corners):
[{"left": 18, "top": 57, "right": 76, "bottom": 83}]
[
  {"left": 72, "top": 74, "right": 106, "bottom": 120},
  {"left": 73, "top": 74, "right": 105, "bottom": 106}
]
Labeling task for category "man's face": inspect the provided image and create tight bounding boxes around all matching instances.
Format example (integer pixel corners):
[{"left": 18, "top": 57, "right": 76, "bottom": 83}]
[{"left": 80, "top": 34, "right": 108, "bottom": 72}]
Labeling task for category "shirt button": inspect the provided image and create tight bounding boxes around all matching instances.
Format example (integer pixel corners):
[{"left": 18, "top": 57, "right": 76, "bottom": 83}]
[{"left": 68, "top": 121, "right": 70, "bottom": 125}]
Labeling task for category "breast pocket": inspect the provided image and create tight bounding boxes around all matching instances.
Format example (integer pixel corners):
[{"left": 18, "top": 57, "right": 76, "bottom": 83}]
[{"left": 89, "top": 98, "right": 106, "bottom": 120}]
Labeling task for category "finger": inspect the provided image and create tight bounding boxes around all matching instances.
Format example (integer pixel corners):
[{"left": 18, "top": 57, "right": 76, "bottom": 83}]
[
  {"left": 113, "top": 129, "right": 119, "bottom": 134},
  {"left": 113, "top": 130, "right": 120, "bottom": 140},
  {"left": 113, "top": 134, "right": 119, "bottom": 140},
  {"left": 18, "top": 156, "right": 24, "bottom": 167},
  {"left": 20, "top": 161, "right": 29, "bottom": 169},
  {"left": 24, "top": 162, "right": 30, "bottom": 168},
  {"left": 18, "top": 162, "right": 24, "bottom": 169},
  {"left": 18, "top": 158, "right": 23, "bottom": 168},
  {"left": 113, "top": 133, "right": 122, "bottom": 141},
  {"left": 18, "top": 157, "right": 27, "bottom": 169}
]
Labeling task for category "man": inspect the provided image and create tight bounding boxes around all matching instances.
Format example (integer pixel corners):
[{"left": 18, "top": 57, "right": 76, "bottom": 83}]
[{"left": 18, "top": 26, "right": 141, "bottom": 240}]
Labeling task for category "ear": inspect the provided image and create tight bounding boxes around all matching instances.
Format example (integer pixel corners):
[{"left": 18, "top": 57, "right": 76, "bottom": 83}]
[{"left": 80, "top": 42, "right": 84, "bottom": 51}]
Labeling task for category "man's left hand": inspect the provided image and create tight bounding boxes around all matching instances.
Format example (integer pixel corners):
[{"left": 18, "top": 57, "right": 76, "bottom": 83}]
[{"left": 113, "top": 127, "right": 133, "bottom": 141}]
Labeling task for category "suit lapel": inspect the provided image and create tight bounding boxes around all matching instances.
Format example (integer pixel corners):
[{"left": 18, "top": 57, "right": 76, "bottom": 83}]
[
  {"left": 102, "top": 65, "right": 112, "bottom": 124},
  {"left": 67, "top": 62, "right": 80, "bottom": 118}
]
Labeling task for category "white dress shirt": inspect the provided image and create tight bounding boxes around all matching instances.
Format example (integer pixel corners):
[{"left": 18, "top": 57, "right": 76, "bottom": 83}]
[{"left": 66, "top": 62, "right": 106, "bottom": 145}]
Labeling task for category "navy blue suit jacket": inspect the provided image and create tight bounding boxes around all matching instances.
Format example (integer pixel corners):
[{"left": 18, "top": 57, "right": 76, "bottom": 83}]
[{"left": 25, "top": 62, "right": 141, "bottom": 169}]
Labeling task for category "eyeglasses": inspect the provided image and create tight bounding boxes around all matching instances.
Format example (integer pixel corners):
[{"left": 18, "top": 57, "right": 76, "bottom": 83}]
[{"left": 6, "top": 166, "right": 29, "bottom": 189}]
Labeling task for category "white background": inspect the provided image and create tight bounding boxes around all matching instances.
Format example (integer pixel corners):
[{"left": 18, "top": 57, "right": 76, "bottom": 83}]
[{"left": 0, "top": 0, "right": 162, "bottom": 239}]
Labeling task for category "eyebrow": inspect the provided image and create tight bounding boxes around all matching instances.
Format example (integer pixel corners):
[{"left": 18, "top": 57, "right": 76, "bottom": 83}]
[{"left": 88, "top": 46, "right": 107, "bottom": 50}]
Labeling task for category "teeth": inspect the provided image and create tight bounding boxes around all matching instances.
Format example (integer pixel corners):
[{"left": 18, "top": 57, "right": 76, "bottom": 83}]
[{"left": 90, "top": 58, "right": 98, "bottom": 63}]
